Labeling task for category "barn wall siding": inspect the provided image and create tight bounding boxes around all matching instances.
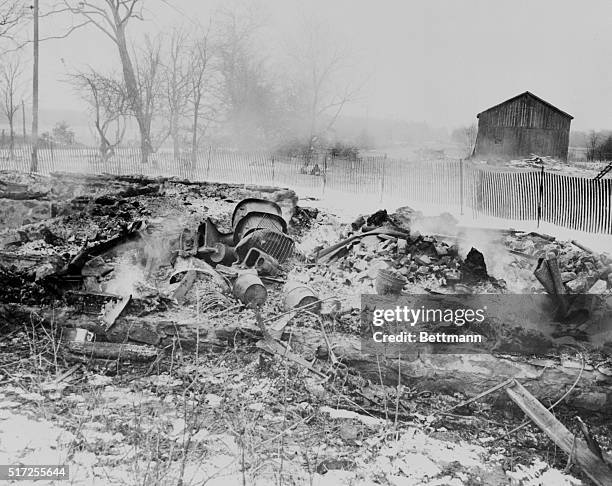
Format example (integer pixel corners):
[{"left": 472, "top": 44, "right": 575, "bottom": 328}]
[{"left": 474, "top": 93, "right": 571, "bottom": 160}]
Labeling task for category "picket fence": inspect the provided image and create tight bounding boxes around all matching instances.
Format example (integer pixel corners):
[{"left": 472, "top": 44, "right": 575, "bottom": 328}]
[{"left": 1, "top": 145, "right": 611, "bottom": 234}]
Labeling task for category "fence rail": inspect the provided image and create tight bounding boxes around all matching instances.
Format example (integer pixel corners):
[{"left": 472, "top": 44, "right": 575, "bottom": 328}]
[{"left": 1, "top": 145, "right": 611, "bottom": 234}]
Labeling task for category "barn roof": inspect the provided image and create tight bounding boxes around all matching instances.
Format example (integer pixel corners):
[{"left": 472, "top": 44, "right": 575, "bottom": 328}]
[{"left": 477, "top": 91, "right": 574, "bottom": 120}]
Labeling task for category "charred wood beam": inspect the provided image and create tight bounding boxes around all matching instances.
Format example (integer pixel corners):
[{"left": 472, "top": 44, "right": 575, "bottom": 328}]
[
  {"left": 65, "top": 341, "right": 158, "bottom": 361},
  {"left": 64, "top": 291, "right": 171, "bottom": 316},
  {"left": 0, "top": 192, "right": 49, "bottom": 200},
  {"left": 506, "top": 380, "right": 612, "bottom": 486}
]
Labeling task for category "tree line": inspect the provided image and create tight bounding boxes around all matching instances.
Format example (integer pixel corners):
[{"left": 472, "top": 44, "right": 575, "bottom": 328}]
[
  {"left": 580, "top": 130, "right": 612, "bottom": 161},
  {"left": 0, "top": 0, "right": 361, "bottom": 165}
]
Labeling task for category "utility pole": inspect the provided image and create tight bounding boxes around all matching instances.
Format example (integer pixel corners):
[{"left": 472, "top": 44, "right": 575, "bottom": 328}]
[
  {"left": 30, "top": 0, "right": 39, "bottom": 172},
  {"left": 21, "top": 99, "right": 26, "bottom": 141}
]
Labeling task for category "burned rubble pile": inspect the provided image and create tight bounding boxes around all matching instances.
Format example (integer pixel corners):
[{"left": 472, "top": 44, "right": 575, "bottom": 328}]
[
  {"left": 2, "top": 171, "right": 502, "bottom": 355},
  {"left": 284, "top": 207, "right": 612, "bottom": 414},
  {"left": 505, "top": 231, "right": 612, "bottom": 294},
  {"left": 0, "top": 171, "right": 300, "bottom": 358},
  {"left": 293, "top": 205, "right": 607, "bottom": 314},
  {"left": 1, "top": 172, "right": 161, "bottom": 304},
  {"left": 1, "top": 170, "right": 612, "bottom": 415},
  {"left": 297, "top": 206, "right": 612, "bottom": 338},
  {"left": 288, "top": 208, "right": 506, "bottom": 320}
]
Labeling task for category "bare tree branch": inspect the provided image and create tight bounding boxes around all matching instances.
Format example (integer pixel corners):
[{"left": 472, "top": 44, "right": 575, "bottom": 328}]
[
  {"left": 161, "top": 27, "right": 192, "bottom": 159},
  {"left": 66, "top": 0, "right": 160, "bottom": 162},
  {"left": 284, "top": 15, "right": 361, "bottom": 146},
  {"left": 213, "top": 5, "right": 280, "bottom": 147},
  {"left": 68, "top": 68, "right": 128, "bottom": 158},
  {"left": 0, "top": 55, "right": 25, "bottom": 154},
  {"left": 0, "top": 0, "right": 24, "bottom": 39},
  {"left": 188, "top": 24, "right": 218, "bottom": 162}
]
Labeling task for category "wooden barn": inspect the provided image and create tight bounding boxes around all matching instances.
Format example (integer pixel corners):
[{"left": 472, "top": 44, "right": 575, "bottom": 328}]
[{"left": 473, "top": 91, "right": 573, "bottom": 160}]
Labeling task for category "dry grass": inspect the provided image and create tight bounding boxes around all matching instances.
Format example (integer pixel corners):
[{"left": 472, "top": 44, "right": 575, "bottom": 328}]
[{"left": 0, "top": 309, "right": 593, "bottom": 486}]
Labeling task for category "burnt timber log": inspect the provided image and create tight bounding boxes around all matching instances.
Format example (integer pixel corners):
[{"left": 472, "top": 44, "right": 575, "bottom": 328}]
[
  {"left": 66, "top": 341, "right": 158, "bottom": 361},
  {"left": 147, "top": 320, "right": 612, "bottom": 413},
  {"left": 286, "top": 328, "right": 612, "bottom": 413},
  {"left": 32, "top": 302, "right": 612, "bottom": 412}
]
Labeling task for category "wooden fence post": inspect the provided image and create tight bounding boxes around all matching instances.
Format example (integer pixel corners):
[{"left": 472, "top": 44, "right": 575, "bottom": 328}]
[
  {"left": 460, "top": 158, "right": 464, "bottom": 215},
  {"left": 537, "top": 165, "right": 545, "bottom": 228}
]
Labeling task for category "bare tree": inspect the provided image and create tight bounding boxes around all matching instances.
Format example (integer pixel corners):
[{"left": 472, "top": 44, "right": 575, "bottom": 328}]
[
  {"left": 133, "top": 35, "right": 165, "bottom": 153},
  {"left": 586, "top": 130, "right": 601, "bottom": 161},
  {"left": 188, "top": 31, "right": 217, "bottom": 165},
  {"left": 63, "top": 0, "right": 157, "bottom": 163},
  {"left": 464, "top": 123, "right": 478, "bottom": 157},
  {"left": 4, "top": 1, "right": 90, "bottom": 172},
  {"left": 286, "top": 16, "right": 361, "bottom": 148},
  {"left": 0, "top": 56, "right": 24, "bottom": 155},
  {"left": 214, "top": 5, "right": 278, "bottom": 147},
  {"left": 161, "top": 28, "right": 192, "bottom": 161},
  {"left": 69, "top": 69, "right": 127, "bottom": 159}
]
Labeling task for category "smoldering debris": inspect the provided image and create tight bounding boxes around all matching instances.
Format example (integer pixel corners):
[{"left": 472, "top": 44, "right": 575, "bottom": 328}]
[
  {"left": 2, "top": 171, "right": 611, "bottom": 348},
  {"left": 1, "top": 171, "right": 612, "bottom": 402},
  {"left": 0, "top": 172, "right": 298, "bottom": 339},
  {"left": 2, "top": 170, "right": 612, "bottom": 485}
]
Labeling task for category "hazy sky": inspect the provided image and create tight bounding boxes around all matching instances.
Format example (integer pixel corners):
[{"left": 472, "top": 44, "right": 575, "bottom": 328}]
[{"left": 22, "top": 0, "right": 612, "bottom": 130}]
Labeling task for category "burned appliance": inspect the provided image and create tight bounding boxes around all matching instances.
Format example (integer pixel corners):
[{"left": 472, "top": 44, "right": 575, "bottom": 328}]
[{"left": 197, "top": 198, "right": 294, "bottom": 270}]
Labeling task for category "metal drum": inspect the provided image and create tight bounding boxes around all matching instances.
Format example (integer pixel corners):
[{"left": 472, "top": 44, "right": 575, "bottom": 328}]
[
  {"left": 375, "top": 269, "right": 406, "bottom": 295},
  {"left": 283, "top": 281, "right": 320, "bottom": 313},
  {"left": 233, "top": 271, "right": 267, "bottom": 306}
]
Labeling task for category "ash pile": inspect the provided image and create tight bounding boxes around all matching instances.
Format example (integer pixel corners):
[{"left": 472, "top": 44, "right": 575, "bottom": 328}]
[
  {"left": 505, "top": 231, "right": 612, "bottom": 294},
  {"left": 302, "top": 207, "right": 501, "bottom": 303}
]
